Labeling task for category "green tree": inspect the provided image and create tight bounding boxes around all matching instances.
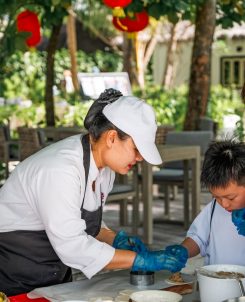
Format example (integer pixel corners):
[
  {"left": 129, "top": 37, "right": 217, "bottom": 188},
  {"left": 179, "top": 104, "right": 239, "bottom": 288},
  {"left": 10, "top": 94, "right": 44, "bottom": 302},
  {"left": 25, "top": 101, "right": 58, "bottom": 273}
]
[
  {"left": 101, "top": 0, "right": 245, "bottom": 129},
  {"left": 0, "top": 0, "right": 71, "bottom": 126}
]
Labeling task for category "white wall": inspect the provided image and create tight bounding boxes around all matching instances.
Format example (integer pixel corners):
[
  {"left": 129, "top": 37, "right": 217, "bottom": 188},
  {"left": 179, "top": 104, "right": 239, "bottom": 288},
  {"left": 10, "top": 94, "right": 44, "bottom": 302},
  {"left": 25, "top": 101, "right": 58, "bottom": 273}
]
[{"left": 153, "top": 38, "right": 245, "bottom": 87}]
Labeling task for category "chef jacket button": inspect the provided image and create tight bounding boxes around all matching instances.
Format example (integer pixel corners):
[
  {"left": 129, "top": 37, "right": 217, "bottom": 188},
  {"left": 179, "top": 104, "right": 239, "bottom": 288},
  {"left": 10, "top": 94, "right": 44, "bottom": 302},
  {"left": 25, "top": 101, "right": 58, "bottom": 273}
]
[{"left": 53, "top": 272, "right": 57, "bottom": 276}]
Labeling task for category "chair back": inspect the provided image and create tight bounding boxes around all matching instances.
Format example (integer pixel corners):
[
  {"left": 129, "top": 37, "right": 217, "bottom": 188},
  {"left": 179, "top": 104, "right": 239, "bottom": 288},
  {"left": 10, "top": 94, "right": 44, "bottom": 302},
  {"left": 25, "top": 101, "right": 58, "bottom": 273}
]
[
  {"left": 155, "top": 125, "right": 175, "bottom": 145},
  {"left": 0, "top": 126, "right": 9, "bottom": 162},
  {"left": 164, "top": 130, "right": 214, "bottom": 169},
  {"left": 18, "top": 127, "right": 44, "bottom": 161},
  {"left": 199, "top": 117, "right": 218, "bottom": 137},
  {"left": 40, "top": 127, "right": 86, "bottom": 142}
]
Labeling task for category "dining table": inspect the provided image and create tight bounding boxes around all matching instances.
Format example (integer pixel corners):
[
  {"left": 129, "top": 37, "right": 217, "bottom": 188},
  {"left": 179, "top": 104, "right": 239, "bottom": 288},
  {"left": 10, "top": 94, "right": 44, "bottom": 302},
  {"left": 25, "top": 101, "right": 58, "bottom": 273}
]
[
  {"left": 28, "top": 269, "right": 200, "bottom": 302},
  {"left": 141, "top": 144, "right": 201, "bottom": 244}
]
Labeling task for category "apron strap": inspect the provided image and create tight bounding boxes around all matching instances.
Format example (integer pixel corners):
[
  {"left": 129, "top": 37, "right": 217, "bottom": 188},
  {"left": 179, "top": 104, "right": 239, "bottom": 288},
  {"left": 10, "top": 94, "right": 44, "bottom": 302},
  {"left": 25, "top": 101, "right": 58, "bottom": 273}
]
[
  {"left": 81, "top": 133, "right": 90, "bottom": 210},
  {"left": 210, "top": 199, "right": 216, "bottom": 228}
]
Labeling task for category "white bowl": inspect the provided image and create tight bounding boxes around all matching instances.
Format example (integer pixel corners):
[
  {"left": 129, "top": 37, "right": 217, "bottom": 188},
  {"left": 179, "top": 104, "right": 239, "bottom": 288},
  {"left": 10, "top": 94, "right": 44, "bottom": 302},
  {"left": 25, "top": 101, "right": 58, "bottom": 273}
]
[
  {"left": 130, "top": 290, "right": 182, "bottom": 302},
  {"left": 197, "top": 264, "right": 245, "bottom": 302}
]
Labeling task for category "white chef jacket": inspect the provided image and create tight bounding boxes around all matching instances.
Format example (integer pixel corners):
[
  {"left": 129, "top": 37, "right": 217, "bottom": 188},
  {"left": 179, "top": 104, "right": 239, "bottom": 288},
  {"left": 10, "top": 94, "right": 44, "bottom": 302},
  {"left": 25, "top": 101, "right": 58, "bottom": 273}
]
[
  {"left": 187, "top": 199, "right": 245, "bottom": 265},
  {"left": 0, "top": 134, "right": 116, "bottom": 278}
]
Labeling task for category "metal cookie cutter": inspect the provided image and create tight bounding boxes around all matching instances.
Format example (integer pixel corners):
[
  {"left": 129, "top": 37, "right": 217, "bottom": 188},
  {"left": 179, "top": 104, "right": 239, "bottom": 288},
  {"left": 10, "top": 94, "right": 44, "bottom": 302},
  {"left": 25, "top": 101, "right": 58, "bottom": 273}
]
[{"left": 130, "top": 271, "right": 155, "bottom": 286}]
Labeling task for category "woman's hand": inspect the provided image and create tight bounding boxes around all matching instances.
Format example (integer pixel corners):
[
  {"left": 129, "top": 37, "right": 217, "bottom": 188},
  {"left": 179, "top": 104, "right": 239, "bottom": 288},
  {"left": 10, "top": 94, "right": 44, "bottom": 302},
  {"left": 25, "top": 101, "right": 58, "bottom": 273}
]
[
  {"left": 113, "top": 230, "right": 148, "bottom": 253},
  {"left": 132, "top": 248, "right": 188, "bottom": 273}
]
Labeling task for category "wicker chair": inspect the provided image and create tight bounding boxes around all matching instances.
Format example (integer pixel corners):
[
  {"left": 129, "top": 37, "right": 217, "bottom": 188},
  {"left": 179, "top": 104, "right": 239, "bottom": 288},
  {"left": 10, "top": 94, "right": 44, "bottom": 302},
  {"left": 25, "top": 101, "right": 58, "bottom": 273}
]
[
  {"left": 40, "top": 127, "right": 86, "bottom": 142},
  {"left": 155, "top": 125, "right": 175, "bottom": 145},
  {"left": 17, "top": 127, "right": 46, "bottom": 161},
  {"left": 0, "top": 125, "right": 19, "bottom": 178}
]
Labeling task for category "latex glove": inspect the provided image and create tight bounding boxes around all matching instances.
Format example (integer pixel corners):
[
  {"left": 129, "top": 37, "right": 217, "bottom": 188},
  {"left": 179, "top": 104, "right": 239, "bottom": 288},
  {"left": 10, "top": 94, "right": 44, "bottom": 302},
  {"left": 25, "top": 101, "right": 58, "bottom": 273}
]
[
  {"left": 232, "top": 208, "right": 245, "bottom": 236},
  {"left": 132, "top": 249, "right": 187, "bottom": 273},
  {"left": 112, "top": 230, "right": 148, "bottom": 253},
  {"left": 165, "top": 244, "right": 189, "bottom": 264}
]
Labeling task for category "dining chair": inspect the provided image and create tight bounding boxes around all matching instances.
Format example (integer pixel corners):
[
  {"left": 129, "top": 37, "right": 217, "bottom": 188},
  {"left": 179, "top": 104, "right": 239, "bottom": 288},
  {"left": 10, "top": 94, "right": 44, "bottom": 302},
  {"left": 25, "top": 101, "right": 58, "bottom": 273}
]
[
  {"left": 199, "top": 117, "right": 218, "bottom": 137},
  {"left": 40, "top": 126, "right": 85, "bottom": 142},
  {"left": 0, "top": 125, "right": 19, "bottom": 178},
  {"left": 155, "top": 124, "right": 175, "bottom": 145},
  {"left": 17, "top": 127, "right": 46, "bottom": 161},
  {"left": 153, "top": 130, "right": 214, "bottom": 226}
]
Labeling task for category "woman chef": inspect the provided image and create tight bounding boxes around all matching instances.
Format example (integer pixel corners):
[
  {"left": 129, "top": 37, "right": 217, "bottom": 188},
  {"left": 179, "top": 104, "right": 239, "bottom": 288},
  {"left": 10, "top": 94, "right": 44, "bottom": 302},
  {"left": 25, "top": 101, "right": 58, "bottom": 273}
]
[{"left": 0, "top": 89, "right": 188, "bottom": 295}]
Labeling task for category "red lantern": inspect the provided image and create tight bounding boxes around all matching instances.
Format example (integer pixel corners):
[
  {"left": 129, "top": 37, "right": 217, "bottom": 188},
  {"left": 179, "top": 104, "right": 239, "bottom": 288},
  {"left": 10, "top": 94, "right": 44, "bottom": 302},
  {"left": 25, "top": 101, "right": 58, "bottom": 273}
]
[
  {"left": 17, "top": 10, "right": 41, "bottom": 47},
  {"left": 112, "top": 11, "right": 149, "bottom": 33},
  {"left": 103, "top": 0, "right": 132, "bottom": 8},
  {"left": 112, "top": 17, "right": 128, "bottom": 32}
]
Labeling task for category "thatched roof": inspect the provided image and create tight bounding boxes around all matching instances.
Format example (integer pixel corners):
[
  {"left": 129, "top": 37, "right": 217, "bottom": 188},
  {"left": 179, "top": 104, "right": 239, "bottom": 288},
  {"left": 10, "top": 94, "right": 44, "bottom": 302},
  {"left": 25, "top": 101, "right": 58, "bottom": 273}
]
[{"left": 215, "top": 23, "right": 245, "bottom": 40}]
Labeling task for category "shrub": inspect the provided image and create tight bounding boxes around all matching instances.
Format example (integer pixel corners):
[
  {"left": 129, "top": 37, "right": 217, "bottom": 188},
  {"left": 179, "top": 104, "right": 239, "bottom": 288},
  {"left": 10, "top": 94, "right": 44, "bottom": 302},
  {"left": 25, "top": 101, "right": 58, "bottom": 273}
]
[
  {"left": 133, "top": 84, "right": 243, "bottom": 132},
  {"left": 1, "top": 49, "right": 123, "bottom": 104}
]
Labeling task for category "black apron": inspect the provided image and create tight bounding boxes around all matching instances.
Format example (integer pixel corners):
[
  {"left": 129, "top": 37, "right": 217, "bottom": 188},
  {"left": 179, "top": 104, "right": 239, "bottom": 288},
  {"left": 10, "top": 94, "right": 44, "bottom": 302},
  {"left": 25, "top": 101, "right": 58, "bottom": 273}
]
[{"left": 0, "top": 134, "right": 103, "bottom": 296}]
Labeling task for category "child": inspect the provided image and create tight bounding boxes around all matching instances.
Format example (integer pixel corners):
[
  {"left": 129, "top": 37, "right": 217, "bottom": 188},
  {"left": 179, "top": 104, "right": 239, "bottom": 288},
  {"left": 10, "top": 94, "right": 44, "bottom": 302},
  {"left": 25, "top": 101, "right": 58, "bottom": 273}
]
[{"left": 168, "top": 139, "right": 245, "bottom": 265}]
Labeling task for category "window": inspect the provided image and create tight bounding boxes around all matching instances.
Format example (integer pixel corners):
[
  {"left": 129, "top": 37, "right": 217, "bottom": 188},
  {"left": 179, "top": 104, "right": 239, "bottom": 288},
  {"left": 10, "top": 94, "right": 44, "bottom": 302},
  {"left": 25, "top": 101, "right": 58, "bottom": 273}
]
[{"left": 221, "top": 56, "right": 245, "bottom": 88}]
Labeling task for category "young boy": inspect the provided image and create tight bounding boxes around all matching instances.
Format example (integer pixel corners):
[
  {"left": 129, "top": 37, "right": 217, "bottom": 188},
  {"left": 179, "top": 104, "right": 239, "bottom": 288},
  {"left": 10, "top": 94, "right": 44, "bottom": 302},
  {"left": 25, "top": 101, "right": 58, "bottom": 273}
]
[{"left": 171, "top": 139, "right": 245, "bottom": 265}]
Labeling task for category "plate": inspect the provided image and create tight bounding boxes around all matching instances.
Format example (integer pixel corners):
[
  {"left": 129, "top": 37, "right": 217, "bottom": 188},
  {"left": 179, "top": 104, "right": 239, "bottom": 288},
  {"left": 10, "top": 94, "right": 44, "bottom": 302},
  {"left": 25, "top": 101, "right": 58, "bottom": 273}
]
[
  {"left": 165, "top": 273, "right": 195, "bottom": 285},
  {"left": 130, "top": 290, "right": 182, "bottom": 302}
]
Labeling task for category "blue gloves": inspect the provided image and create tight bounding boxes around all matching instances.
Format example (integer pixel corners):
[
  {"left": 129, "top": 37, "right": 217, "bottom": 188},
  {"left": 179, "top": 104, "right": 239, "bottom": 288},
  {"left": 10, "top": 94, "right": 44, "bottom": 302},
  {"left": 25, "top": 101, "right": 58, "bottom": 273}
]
[
  {"left": 113, "top": 232, "right": 188, "bottom": 273},
  {"left": 232, "top": 208, "right": 245, "bottom": 236},
  {"left": 165, "top": 244, "right": 189, "bottom": 264},
  {"left": 113, "top": 230, "right": 148, "bottom": 253},
  {"left": 132, "top": 244, "right": 188, "bottom": 273}
]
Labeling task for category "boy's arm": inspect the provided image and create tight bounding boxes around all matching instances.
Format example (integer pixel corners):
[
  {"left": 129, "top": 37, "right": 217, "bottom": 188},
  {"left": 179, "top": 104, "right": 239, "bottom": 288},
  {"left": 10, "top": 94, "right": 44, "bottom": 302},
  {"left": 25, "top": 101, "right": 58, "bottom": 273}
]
[{"left": 181, "top": 237, "right": 200, "bottom": 258}]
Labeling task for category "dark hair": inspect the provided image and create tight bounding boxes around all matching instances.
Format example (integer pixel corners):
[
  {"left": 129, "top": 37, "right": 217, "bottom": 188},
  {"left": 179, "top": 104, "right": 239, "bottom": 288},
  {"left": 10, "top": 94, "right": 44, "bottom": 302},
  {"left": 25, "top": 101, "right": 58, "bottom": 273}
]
[
  {"left": 201, "top": 139, "right": 245, "bottom": 189},
  {"left": 84, "top": 88, "right": 129, "bottom": 141}
]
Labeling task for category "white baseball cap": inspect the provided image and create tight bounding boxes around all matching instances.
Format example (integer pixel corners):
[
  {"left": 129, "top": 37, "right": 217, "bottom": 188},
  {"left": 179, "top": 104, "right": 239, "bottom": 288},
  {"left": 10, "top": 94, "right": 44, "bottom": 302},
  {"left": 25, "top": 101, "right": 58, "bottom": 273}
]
[{"left": 102, "top": 96, "right": 162, "bottom": 165}]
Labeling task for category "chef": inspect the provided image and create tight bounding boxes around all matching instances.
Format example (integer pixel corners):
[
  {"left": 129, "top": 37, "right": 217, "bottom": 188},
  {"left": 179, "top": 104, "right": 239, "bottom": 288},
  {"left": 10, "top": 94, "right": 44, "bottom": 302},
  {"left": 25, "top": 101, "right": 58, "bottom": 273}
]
[{"left": 0, "top": 89, "right": 188, "bottom": 296}]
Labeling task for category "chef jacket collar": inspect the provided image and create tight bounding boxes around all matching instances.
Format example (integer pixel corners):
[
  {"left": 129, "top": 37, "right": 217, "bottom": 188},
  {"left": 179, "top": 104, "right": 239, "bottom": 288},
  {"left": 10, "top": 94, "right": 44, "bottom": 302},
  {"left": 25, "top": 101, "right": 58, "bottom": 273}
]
[{"left": 89, "top": 148, "right": 106, "bottom": 183}]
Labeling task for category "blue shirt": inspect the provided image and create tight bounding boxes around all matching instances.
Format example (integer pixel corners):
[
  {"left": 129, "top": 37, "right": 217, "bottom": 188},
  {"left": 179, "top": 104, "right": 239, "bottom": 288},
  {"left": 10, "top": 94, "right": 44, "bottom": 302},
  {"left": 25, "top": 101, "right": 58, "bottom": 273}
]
[{"left": 187, "top": 199, "right": 245, "bottom": 265}]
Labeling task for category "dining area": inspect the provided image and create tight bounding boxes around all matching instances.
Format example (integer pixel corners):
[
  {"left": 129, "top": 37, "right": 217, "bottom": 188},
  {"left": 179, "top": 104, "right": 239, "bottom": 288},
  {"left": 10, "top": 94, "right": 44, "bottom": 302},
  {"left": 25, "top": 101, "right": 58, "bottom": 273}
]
[
  {"left": 0, "top": 122, "right": 211, "bottom": 239},
  {"left": 1, "top": 0, "right": 245, "bottom": 299},
  {"left": 1, "top": 125, "right": 245, "bottom": 302},
  {"left": 0, "top": 122, "right": 205, "bottom": 239}
]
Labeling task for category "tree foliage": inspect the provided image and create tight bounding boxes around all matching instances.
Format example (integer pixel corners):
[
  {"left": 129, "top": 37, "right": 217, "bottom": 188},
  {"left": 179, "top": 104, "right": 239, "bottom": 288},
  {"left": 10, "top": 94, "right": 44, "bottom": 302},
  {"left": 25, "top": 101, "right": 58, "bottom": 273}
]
[
  {"left": 99, "top": 0, "right": 245, "bottom": 25},
  {"left": 100, "top": 0, "right": 245, "bottom": 129},
  {"left": 1, "top": 0, "right": 245, "bottom": 127}
]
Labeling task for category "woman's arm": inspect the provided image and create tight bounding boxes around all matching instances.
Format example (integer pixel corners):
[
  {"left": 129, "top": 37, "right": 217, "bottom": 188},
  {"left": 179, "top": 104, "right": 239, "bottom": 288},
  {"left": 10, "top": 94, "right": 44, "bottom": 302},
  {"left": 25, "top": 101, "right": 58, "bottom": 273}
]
[
  {"left": 96, "top": 228, "right": 137, "bottom": 270},
  {"left": 96, "top": 227, "right": 116, "bottom": 245},
  {"left": 181, "top": 237, "right": 200, "bottom": 258},
  {"left": 105, "top": 249, "right": 136, "bottom": 270}
]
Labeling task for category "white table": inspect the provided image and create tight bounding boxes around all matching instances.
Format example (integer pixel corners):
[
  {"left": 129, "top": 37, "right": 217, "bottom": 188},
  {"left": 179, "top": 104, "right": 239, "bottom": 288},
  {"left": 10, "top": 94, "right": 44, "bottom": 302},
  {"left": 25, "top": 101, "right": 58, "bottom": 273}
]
[
  {"left": 141, "top": 145, "right": 201, "bottom": 244},
  {"left": 29, "top": 269, "right": 200, "bottom": 302}
]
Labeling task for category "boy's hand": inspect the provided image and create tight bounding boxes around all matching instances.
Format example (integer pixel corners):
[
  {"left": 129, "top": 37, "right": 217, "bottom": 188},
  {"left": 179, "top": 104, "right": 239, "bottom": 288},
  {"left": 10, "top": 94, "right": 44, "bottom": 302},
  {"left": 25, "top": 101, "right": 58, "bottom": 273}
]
[
  {"left": 132, "top": 249, "right": 187, "bottom": 273},
  {"left": 113, "top": 230, "right": 148, "bottom": 253},
  {"left": 232, "top": 208, "right": 245, "bottom": 236}
]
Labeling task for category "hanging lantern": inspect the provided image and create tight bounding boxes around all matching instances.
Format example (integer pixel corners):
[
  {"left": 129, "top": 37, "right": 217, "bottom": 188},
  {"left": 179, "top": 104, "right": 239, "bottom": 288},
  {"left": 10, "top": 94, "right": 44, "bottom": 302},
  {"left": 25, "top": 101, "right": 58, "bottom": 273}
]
[
  {"left": 112, "top": 11, "right": 149, "bottom": 33},
  {"left": 112, "top": 17, "right": 128, "bottom": 32},
  {"left": 103, "top": 0, "right": 132, "bottom": 16},
  {"left": 17, "top": 10, "right": 41, "bottom": 47},
  {"left": 103, "top": 0, "right": 132, "bottom": 8}
]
